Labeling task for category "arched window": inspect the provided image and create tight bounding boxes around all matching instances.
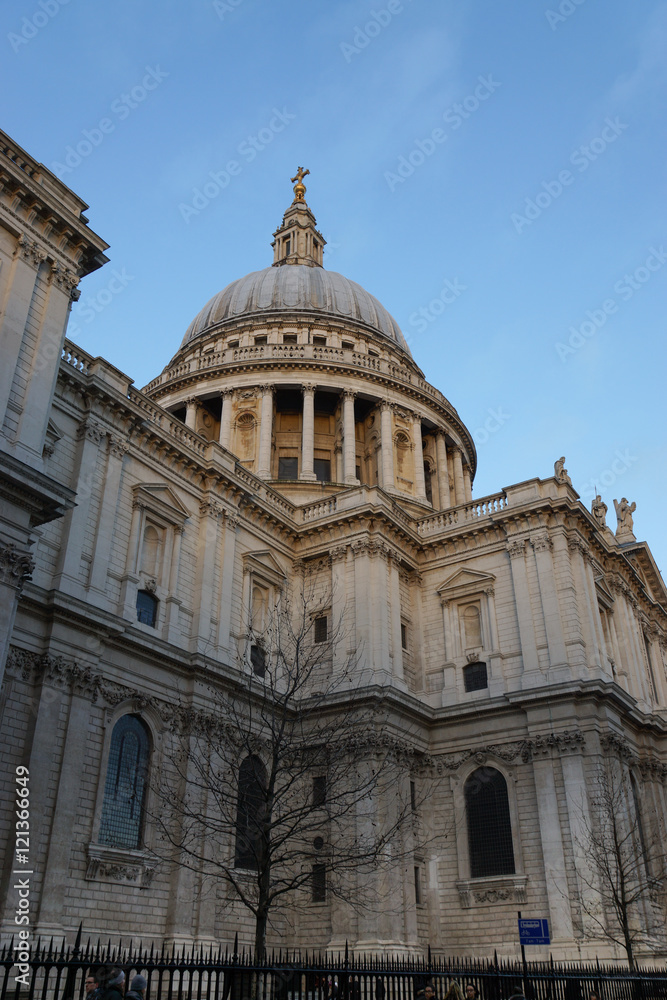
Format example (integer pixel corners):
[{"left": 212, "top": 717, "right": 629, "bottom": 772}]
[
  {"left": 136, "top": 589, "right": 158, "bottom": 627},
  {"left": 99, "top": 715, "right": 150, "bottom": 850},
  {"left": 424, "top": 462, "right": 433, "bottom": 504},
  {"left": 465, "top": 767, "right": 515, "bottom": 877},
  {"left": 235, "top": 755, "right": 267, "bottom": 869}
]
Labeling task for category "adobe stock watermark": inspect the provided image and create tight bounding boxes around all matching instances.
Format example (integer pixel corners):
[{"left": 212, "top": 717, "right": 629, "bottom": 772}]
[
  {"left": 472, "top": 406, "right": 511, "bottom": 447},
  {"left": 385, "top": 75, "right": 501, "bottom": 192},
  {"left": 545, "top": 0, "right": 588, "bottom": 31},
  {"left": 578, "top": 448, "right": 638, "bottom": 502},
  {"left": 406, "top": 277, "right": 467, "bottom": 338},
  {"left": 50, "top": 66, "right": 168, "bottom": 179},
  {"left": 555, "top": 246, "right": 666, "bottom": 361},
  {"left": 511, "top": 117, "right": 627, "bottom": 234},
  {"left": 8, "top": 0, "right": 72, "bottom": 53},
  {"left": 213, "top": 0, "right": 244, "bottom": 19},
  {"left": 340, "top": 0, "right": 413, "bottom": 63},
  {"left": 178, "top": 107, "right": 295, "bottom": 224},
  {"left": 67, "top": 267, "right": 134, "bottom": 342}
]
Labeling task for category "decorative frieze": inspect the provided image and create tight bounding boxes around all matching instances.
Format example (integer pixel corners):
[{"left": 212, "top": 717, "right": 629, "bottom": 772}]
[
  {"left": 85, "top": 843, "right": 157, "bottom": 887},
  {"left": 456, "top": 874, "right": 528, "bottom": 908},
  {"left": 433, "top": 731, "right": 585, "bottom": 772}
]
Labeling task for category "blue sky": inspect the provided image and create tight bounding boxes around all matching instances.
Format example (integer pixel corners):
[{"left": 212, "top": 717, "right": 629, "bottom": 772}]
[{"left": 3, "top": 0, "right": 666, "bottom": 573}]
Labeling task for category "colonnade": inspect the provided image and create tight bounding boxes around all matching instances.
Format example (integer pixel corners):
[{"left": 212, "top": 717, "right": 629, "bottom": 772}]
[{"left": 182, "top": 385, "right": 473, "bottom": 506}]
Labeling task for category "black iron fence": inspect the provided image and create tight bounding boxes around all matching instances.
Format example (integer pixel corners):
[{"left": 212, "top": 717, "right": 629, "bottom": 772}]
[{"left": 1, "top": 932, "right": 666, "bottom": 1000}]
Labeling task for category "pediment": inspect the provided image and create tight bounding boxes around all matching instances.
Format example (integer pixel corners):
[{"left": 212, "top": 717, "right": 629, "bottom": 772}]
[
  {"left": 243, "top": 549, "right": 287, "bottom": 584},
  {"left": 595, "top": 575, "right": 615, "bottom": 610},
  {"left": 437, "top": 567, "right": 496, "bottom": 599},
  {"left": 133, "top": 483, "right": 190, "bottom": 524}
]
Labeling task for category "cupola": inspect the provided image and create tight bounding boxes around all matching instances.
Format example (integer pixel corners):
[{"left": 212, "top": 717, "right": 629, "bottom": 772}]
[{"left": 271, "top": 167, "right": 326, "bottom": 268}]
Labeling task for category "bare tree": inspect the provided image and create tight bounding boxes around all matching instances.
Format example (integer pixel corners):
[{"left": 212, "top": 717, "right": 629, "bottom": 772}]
[
  {"left": 151, "top": 583, "right": 431, "bottom": 958},
  {"left": 571, "top": 758, "right": 666, "bottom": 969}
]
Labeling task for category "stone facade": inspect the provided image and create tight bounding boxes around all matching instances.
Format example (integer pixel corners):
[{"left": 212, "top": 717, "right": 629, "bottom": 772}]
[{"left": 1, "top": 135, "right": 666, "bottom": 961}]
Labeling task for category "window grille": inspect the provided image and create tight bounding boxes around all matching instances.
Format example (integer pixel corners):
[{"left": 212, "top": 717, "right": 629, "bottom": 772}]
[
  {"left": 312, "top": 863, "right": 326, "bottom": 902},
  {"left": 99, "top": 715, "right": 150, "bottom": 850},
  {"left": 313, "top": 775, "right": 327, "bottom": 808},
  {"left": 401, "top": 623, "right": 408, "bottom": 650},
  {"left": 463, "top": 661, "right": 488, "bottom": 692},
  {"left": 465, "top": 767, "right": 515, "bottom": 878},
  {"left": 235, "top": 755, "right": 266, "bottom": 869},
  {"left": 314, "top": 616, "right": 328, "bottom": 643}
]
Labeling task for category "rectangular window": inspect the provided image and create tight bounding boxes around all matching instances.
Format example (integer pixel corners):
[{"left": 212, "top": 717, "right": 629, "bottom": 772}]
[
  {"left": 250, "top": 644, "right": 266, "bottom": 678},
  {"left": 228, "top": 340, "right": 239, "bottom": 348},
  {"left": 463, "top": 661, "right": 488, "bottom": 692},
  {"left": 313, "top": 775, "right": 326, "bottom": 808},
  {"left": 342, "top": 341, "right": 354, "bottom": 350},
  {"left": 283, "top": 334, "right": 297, "bottom": 344},
  {"left": 401, "top": 623, "right": 408, "bottom": 650},
  {"left": 313, "top": 335, "right": 327, "bottom": 346},
  {"left": 254, "top": 335, "right": 267, "bottom": 345},
  {"left": 284, "top": 238, "right": 291, "bottom": 255},
  {"left": 410, "top": 779, "right": 417, "bottom": 813},
  {"left": 414, "top": 865, "right": 422, "bottom": 905},
  {"left": 312, "top": 863, "right": 326, "bottom": 902},
  {"left": 278, "top": 456, "right": 298, "bottom": 479},
  {"left": 314, "top": 616, "right": 328, "bottom": 643},
  {"left": 314, "top": 458, "right": 331, "bottom": 483}
]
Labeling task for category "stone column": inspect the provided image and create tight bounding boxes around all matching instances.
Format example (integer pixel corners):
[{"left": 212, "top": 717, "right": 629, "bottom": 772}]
[
  {"left": 389, "top": 552, "right": 404, "bottom": 683},
  {"left": 184, "top": 397, "right": 199, "bottom": 430},
  {"left": 0, "top": 239, "right": 47, "bottom": 428},
  {"left": 560, "top": 753, "right": 602, "bottom": 936},
  {"left": 532, "top": 755, "right": 575, "bottom": 945},
  {"left": 88, "top": 436, "right": 130, "bottom": 603},
  {"left": 17, "top": 265, "right": 77, "bottom": 458},
  {"left": 53, "top": 419, "right": 105, "bottom": 596},
  {"left": 300, "top": 384, "right": 317, "bottom": 481},
  {"left": 507, "top": 539, "right": 540, "bottom": 681},
  {"left": 380, "top": 401, "right": 394, "bottom": 491},
  {"left": 35, "top": 688, "right": 92, "bottom": 937},
  {"left": 531, "top": 533, "right": 568, "bottom": 672},
  {"left": 218, "top": 390, "right": 233, "bottom": 449},
  {"left": 463, "top": 464, "right": 472, "bottom": 502},
  {"left": 412, "top": 414, "right": 427, "bottom": 500},
  {"left": 166, "top": 525, "right": 184, "bottom": 645},
  {"left": 257, "top": 385, "right": 274, "bottom": 478},
  {"left": 436, "top": 432, "right": 450, "bottom": 509},
  {"left": 216, "top": 512, "right": 238, "bottom": 655},
  {"left": 330, "top": 545, "right": 349, "bottom": 676},
  {"left": 192, "top": 498, "right": 222, "bottom": 652},
  {"left": 0, "top": 544, "right": 34, "bottom": 689},
  {"left": 343, "top": 390, "right": 358, "bottom": 485},
  {"left": 120, "top": 499, "right": 145, "bottom": 620},
  {"left": 452, "top": 446, "right": 465, "bottom": 505}
]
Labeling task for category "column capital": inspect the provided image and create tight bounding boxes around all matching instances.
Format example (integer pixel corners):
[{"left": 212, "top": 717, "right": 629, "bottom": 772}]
[
  {"left": 77, "top": 419, "right": 105, "bottom": 445},
  {"left": 302, "top": 383, "right": 316, "bottom": 394},
  {"left": 183, "top": 395, "right": 200, "bottom": 407},
  {"left": 507, "top": 538, "right": 527, "bottom": 558},
  {"left": 380, "top": 399, "right": 393, "bottom": 412},
  {"left": 220, "top": 388, "right": 234, "bottom": 399},
  {"left": 0, "top": 543, "right": 35, "bottom": 590},
  {"left": 15, "top": 234, "right": 48, "bottom": 270},
  {"left": 259, "top": 383, "right": 276, "bottom": 396},
  {"left": 343, "top": 389, "right": 357, "bottom": 401},
  {"left": 109, "top": 436, "right": 130, "bottom": 460}
]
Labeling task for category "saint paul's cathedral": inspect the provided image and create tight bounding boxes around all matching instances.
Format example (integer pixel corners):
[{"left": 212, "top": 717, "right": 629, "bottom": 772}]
[{"left": 0, "top": 131, "right": 666, "bottom": 962}]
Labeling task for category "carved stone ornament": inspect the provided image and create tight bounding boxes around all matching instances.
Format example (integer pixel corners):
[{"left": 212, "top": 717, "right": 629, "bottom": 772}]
[
  {"left": 16, "top": 234, "right": 48, "bottom": 270},
  {"left": 86, "top": 843, "right": 157, "bottom": 888},
  {"left": 199, "top": 498, "right": 224, "bottom": 518},
  {"left": 507, "top": 539, "right": 526, "bottom": 558},
  {"left": 77, "top": 419, "right": 105, "bottom": 445},
  {"left": 109, "top": 436, "right": 130, "bottom": 459},
  {"left": 457, "top": 874, "right": 528, "bottom": 908},
  {"left": 433, "top": 730, "right": 585, "bottom": 773},
  {"left": 50, "top": 262, "right": 80, "bottom": 292},
  {"left": 531, "top": 533, "right": 553, "bottom": 552},
  {"left": 0, "top": 543, "right": 35, "bottom": 589}
]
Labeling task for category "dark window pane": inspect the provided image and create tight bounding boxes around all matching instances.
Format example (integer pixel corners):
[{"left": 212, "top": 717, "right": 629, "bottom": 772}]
[
  {"left": 424, "top": 464, "right": 433, "bottom": 504},
  {"left": 136, "top": 590, "right": 157, "bottom": 627},
  {"left": 312, "top": 863, "right": 326, "bottom": 902},
  {"left": 465, "top": 767, "right": 515, "bottom": 877},
  {"left": 414, "top": 865, "right": 422, "bottom": 905},
  {"left": 314, "top": 617, "right": 328, "bottom": 643},
  {"left": 314, "top": 458, "right": 331, "bottom": 482},
  {"left": 410, "top": 780, "right": 417, "bottom": 813},
  {"left": 313, "top": 775, "right": 326, "bottom": 807},
  {"left": 401, "top": 623, "right": 408, "bottom": 650},
  {"left": 235, "top": 755, "right": 266, "bottom": 869},
  {"left": 313, "top": 336, "right": 327, "bottom": 346},
  {"left": 278, "top": 457, "right": 298, "bottom": 479},
  {"left": 251, "top": 644, "right": 266, "bottom": 677},
  {"left": 463, "top": 662, "right": 488, "bottom": 692},
  {"left": 99, "top": 715, "right": 150, "bottom": 850}
]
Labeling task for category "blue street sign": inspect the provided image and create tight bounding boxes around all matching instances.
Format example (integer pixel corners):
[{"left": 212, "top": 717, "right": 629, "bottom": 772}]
[{"left": 518, "top": 918, "right": 550, "bottom": 945}]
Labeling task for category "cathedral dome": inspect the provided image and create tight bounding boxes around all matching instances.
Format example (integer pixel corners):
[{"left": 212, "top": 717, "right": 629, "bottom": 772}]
[{"left": 180, "top": 265, "right": 411, "bottom": 355}]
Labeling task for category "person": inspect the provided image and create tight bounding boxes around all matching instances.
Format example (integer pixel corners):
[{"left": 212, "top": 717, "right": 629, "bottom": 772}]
[
  {"left": 425, "top": 985, "right": 438, "bottom": 1000},
  {"left": 465, "top": 987, "right": 479, "bottom": 1000},
  {"left": 375, "top": 977, "right": 385, "bottom": 1000},
  {"left": 351, "top": 977, "right": 362, "bottom": 1000},
  {"left": 94, "top": 967, "right": 125, "bottom": 1000},
  {"left": 85, "top": 975, "right": 97, "bottom": 996},
  {"left": 508, "top": 987, "right": 526, "bottom": 1000},
  {"left": 126, "top": 976, "right": 147, "bottom": 1000}
]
